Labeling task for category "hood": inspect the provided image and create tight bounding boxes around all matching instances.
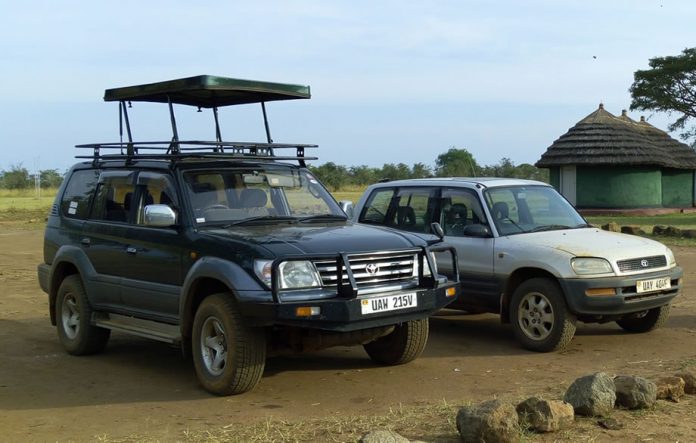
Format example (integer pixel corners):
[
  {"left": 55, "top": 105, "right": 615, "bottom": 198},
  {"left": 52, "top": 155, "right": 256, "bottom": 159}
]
[
  {"left": 507, "top": 228, "right": 670, "bottom": 262},
  {"left": 200, "top": 221, "right": 426, "bottom": 258}
]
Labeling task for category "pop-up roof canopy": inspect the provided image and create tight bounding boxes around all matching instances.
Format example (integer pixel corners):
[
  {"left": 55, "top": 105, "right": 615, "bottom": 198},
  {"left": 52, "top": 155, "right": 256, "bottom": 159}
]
[{"left": 104, "top": 75, "right": 311, "bottom": 108}]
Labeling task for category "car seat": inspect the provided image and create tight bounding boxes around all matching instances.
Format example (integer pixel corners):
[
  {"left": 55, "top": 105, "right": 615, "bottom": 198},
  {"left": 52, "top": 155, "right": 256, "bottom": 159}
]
[
  {"left": 491, "top": 201, "right": 509, "bottom": 221},
  {"left": 396, "top": 206, "right": 416, "bottom": 229},
  {"left": 240, "top": 188, "right": 269, "bottom": 216},
  {"left": 445, "top": 203, "right": 468, "bottom": 235}
]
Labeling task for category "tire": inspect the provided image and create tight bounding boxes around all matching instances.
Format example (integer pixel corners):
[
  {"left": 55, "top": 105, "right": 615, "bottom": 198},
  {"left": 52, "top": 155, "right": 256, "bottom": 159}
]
[
  {"left": 192, "top": 293, "right": 266, "bottom": 395},
  {"left": 363, "top": 318, "right": 429, "bottom": 365},
  {"left": 55, "top": 275, "right": 110, "bottom": 355},
  {"left": 510, "top": 278, "right": 576, "bottom": 352},
  {"left": 616, "top": 304, "right": 670, "bottom": 333}
]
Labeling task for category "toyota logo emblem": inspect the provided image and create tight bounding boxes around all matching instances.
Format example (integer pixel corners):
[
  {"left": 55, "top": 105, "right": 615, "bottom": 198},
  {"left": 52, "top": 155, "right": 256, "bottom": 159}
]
[
  {"left": 365, "top": 263, "right": 379, "bottom": 275},
  {"left": 640, "top": 259, "right": 649, "bottom": 268}
]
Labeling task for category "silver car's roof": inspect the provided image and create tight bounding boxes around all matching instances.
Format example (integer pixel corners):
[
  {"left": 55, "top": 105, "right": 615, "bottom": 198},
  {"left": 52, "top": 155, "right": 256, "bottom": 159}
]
[{"left": 370, "top": 177, "right": 550, "bottom": 189}]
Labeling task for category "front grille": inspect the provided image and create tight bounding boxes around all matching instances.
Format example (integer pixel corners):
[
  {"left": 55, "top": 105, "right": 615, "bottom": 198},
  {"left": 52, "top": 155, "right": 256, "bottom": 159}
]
[
  {"left": 314, "top": 250, "right": 417, "bottom": 289},
  {"left": 617, "top": 255, "right": 667, "bottom": 273}
]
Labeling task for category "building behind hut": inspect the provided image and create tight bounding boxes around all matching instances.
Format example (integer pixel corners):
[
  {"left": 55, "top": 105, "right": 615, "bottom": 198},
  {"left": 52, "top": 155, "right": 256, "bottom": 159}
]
[{"left": 536, "top": 104, "right": 696, "bottom": 209}]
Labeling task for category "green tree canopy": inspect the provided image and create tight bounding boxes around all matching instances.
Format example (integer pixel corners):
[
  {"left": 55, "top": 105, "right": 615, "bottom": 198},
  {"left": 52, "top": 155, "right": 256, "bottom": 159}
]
[
  {"left": 434, "top": 148, "right": 480, "bottom": 177},
  {"left": 629, "top": 47, "right": 696, "bottom": 145},
  {"left": 1, "top": 164, "right": 31, "bottom": 189}
]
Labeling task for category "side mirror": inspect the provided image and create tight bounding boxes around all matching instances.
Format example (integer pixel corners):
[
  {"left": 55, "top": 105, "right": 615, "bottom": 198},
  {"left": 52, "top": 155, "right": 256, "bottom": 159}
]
[
  {"left": 430, "top": 222, "right": 445, "bottom": 241},
  {"left": 144, "top": 204, "right": 177, "bottom": 227},
  {"left": 339, "top": 200, "right": 354, "bottom": 219},
  {"left": 463, "top": 224, "right": 491, "bottom": 238}
]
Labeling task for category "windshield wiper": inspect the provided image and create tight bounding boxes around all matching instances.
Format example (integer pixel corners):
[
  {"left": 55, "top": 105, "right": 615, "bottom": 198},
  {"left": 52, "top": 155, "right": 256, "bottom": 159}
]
[
  {"left": 573, "top": 223, "right": 594, "bottom": 229},
  {"left": 529, "top": 224, "right": 572, "bottom": 233},
  {"left": 297, "top": 214, "right": 348, "bottom": 223},
  {"left": 221, "top": 215, "right": 298, "bottom": 227}
]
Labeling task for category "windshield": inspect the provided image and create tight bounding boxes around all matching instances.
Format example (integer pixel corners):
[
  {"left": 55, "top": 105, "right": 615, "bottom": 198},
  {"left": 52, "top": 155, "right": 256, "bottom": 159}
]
[
  {"left": 183, "top": 167, "right": 345, "bottom": 226},
  {"left": 483, "top": 185, "right": 588, "bottom": 236}
]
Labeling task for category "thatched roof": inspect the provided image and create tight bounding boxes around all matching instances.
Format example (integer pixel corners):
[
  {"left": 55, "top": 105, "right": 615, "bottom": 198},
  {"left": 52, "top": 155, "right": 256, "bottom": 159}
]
[{"left": 536, "top": 104, "right": 696, "bottom": 169}]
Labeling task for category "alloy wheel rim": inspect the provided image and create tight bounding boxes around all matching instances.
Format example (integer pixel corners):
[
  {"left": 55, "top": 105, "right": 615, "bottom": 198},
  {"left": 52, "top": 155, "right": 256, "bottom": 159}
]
[
  {"left": 517, "top": 292, "right": 554, "bottom": 341},
  {"left": 61, "top": 294, "right": 80, "bottom": 339},
  {"left": 200, "top": 316, "right": 227, "bottom": 376}
]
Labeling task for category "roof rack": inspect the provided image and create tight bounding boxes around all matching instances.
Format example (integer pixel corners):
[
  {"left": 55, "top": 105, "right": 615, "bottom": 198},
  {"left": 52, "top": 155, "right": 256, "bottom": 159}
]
[{"left": 84, "top": 75, "right": 316, "bottom": 166}]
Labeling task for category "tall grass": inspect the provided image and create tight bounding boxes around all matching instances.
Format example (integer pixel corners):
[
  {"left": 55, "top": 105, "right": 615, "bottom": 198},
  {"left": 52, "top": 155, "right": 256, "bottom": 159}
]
[{"left": 0, "top": 187, "right": 57, "bottom": 211}]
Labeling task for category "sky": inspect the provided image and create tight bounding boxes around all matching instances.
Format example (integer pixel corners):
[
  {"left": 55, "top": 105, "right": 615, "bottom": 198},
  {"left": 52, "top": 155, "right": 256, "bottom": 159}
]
[{"left": 1, "top": 0, "right": 695, "bottom": 174}]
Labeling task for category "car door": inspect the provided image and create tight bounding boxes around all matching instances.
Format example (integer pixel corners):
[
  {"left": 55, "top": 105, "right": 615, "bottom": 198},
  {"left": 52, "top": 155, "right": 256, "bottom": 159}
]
[
  {"left": 439, "top": 187, "right": 498, "bottom": 313},
  {"left": 117, "top": 171, "right": 185, "bottom": 322},
  {"left": 82, "top": 169, "right": 137, "bottom": 310}
]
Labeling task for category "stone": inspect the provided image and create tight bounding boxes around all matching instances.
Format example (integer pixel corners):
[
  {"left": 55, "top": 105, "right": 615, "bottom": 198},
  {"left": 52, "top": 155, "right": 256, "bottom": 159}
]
[
  {"left": 665, "top": 226, "right": 683, "bottom": 237},
  {"left": 359, "top": 429, "right": 410, "bottom": 443},
  {"left": 655, "top": 376, "right": 686, "bottom": 402},
  {"left": 674, "top": 371, "right": 696, "bottom": 394},
  {"left": 516, "top": 397, "right": 574, "bottom": 433},
  {"left": 597, "top": 418, "right": 624, "bottom": 430},
  {"left": 456, "top": 399, "right": 519, "bottom": 443},
  {"left": 683, "top": 229, "right": 696, "bottom": 239},
  {"left": 602, "top": 222, "right": 621, "bottom": 232},
  {"left": 620, "top": 225, "right": 645, "bottom": 236},
  {"left": 652, "top": 225, "right": 668, "bottom": 235},
  {"left": 563, "top": 372, "right": 616, "bottom": 417},
  {"left": 613, "top": 375, "right": 657, "bottom": 409}
]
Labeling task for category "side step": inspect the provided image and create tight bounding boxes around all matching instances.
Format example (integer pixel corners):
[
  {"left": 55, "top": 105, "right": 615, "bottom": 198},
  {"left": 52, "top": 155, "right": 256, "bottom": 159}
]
[{"left": 93, "top": 313, "right": 181, "bottom": 344}]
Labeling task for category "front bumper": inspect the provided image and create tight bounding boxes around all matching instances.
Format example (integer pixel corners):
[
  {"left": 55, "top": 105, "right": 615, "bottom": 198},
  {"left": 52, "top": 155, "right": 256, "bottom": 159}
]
[
  {"left": 559, "top": 266, "right": 682, "bottom": 316},
  {"left": 238, "top": 282, "right": 459, "bottom": 331}
]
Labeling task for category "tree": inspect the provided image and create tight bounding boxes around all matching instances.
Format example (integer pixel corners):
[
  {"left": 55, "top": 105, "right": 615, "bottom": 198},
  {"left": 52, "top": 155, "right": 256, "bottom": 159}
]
[
  {"left": 411, "top": 162, "right": 432, "bottom": 178},
  {"left": 0, "top": 164, "right": 31, "bottom": 189},
  {"left": 40, "top": 169, "right": 64, "bottom": 188},
  {"left": 629, "top": 47, "right": 696, "bottom": 145},
  {"left": 309, "top": 162, "right": 348, "bottom": 191},
  {"left": 434, "top": 148, "right": 479, "bottom": 177}
]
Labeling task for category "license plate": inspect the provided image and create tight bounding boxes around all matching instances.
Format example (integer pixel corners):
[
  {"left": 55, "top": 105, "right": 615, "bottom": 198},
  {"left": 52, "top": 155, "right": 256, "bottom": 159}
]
[
  {"left": 361, "top": 293, "right": 417, "bottom": 315},
  {"left": 636, "top": 277, "right": 671, "bottom": 294}
]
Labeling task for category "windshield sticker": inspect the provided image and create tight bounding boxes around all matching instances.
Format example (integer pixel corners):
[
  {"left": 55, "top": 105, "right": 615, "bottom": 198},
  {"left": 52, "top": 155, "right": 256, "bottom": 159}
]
[
  {"left": 68, "top": 201, "right": 78, "bottom": 215},
  {"left": 269, "top": 177, "right": 279, "bottom": 186},
  {"left": 518, "top": 193, "right": 526, "bottom": 199},
  {"left": 196, "top": 217, "right": 206, "bottom": 223}
]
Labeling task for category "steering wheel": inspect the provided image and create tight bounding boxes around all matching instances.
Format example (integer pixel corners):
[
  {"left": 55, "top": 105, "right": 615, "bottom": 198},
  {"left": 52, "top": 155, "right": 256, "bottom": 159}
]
[{"left": 202, "top": 204, "right": 229, "bottom": 211}]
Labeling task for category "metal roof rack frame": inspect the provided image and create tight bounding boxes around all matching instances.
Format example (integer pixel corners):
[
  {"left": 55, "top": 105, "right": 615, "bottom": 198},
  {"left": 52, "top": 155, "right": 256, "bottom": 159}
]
[{"left": 82, "top": 75, "right": 316, "bottom": 166}]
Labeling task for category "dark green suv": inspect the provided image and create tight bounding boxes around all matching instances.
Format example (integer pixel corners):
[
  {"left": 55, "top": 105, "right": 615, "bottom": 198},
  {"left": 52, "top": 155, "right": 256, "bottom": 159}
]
[{"left": 37, "top": 76, "right": 458, "bottom": 395}]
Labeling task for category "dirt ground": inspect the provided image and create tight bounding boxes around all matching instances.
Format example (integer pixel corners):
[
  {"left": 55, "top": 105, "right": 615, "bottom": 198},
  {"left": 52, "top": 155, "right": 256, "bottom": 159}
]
[{"left": 1, "top": 229, "right": 695, "bottom": 443}]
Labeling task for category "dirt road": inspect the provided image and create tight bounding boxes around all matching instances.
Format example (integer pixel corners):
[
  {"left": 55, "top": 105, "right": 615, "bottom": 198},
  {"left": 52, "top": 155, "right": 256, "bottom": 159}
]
[{"left": 1, "top": 229, "right": 695, "bottom": 442}]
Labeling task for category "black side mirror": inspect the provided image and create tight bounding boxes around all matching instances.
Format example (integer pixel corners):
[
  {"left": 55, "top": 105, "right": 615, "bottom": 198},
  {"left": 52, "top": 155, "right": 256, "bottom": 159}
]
[
  {"left": 430, "top": 222, "right": 445, "bottom": 241},
  {"left": 463, "top": 224, "right": 491, "bottom": 238}
]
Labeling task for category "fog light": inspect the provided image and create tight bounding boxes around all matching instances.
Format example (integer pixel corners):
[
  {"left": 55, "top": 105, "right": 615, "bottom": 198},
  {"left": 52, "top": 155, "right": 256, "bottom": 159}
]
[
  {"left": 446, "top": 287, "right": 457, "bottom": 297},
  {"left": 295, "top": 306, "right": 321, "bottom": 317},
  {"left": 585, "top": 288, "right": 616, "bottom": 297}
]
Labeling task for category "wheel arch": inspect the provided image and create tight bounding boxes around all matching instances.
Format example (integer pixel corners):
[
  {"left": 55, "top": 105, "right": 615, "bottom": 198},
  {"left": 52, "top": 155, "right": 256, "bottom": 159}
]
[
  {"left": 48, "top": 246, "right": 95, "bottom": 326},
  {"left": 500, "top": 268, "right": 560, "bottom": 324}
]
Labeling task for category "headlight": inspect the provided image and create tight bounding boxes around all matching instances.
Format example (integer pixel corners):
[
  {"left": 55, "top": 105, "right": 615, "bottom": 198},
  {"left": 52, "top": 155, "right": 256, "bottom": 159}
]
[
  {"left": 254, "top": 259, "right": 322, "bottom": 289},
  {"left": 666, "top": 248, "right": 676, "bottom": 266},
  {"left": 415, "top": 252, "right": 437, "bottom": 277},
  {"left": 571, "top": 257, "right": 614, "bottom": 275}
]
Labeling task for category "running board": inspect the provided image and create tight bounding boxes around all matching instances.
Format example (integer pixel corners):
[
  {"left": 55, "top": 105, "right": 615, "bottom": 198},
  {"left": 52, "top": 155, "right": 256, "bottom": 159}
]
[{"left": 93, "top": 313, "right": 181, "bottom": 344}]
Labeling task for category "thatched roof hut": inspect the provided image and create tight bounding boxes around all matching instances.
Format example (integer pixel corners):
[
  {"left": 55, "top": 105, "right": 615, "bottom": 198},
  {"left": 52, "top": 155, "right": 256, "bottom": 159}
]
[{"left": 536, "top": 105, "right": 696, "bottom": 209}]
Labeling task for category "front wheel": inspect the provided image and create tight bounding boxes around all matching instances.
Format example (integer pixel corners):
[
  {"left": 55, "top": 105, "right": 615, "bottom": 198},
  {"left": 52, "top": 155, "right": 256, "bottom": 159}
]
[
  {"left": 192, "top": 293, "right": 266, "bottom": 395},
  {"left": 363, "top": 318, "right": 429, "bottom": 365},
  {"left": 510, "top": 278, "right": 576, "bottom": 352},
  {"left": 616, "top": 304, "right": 670, "bottom": 333},
  {"left": 55, "top": 275, "right": 110, "bottom": 355}
]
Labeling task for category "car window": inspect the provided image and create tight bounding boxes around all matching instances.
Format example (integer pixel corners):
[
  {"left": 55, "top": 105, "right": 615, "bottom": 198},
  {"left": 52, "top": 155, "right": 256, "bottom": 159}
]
[
  {"left": 440, "top": 188, "right": 487, "bottom": 237},
  {"left": 90, "top": 171, "right": 136, "bottom": 223},
  {"left": 390, "top": 187, "right": 438, "bottom": 233},
  {"left": 60, "top": 169, "right": 99, "bottom": 220},
  {"left": 358, "top": 188, "right": 394, "bottom": 225},
  {"left": 135, "top": 172, "right": 178, "bottom": 225}
]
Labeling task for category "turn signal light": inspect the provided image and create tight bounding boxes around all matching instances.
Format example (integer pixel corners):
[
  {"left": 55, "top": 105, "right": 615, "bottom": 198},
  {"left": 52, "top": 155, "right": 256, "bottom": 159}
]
[
  {"left": 295, "top": 306, "right": 321, "bottom": 317},
  {"left": 446, "top": 287, "right": 457, "bottom": 297},
  {"left": 585, "top": 288, "right": 616, "bottom": 297}
]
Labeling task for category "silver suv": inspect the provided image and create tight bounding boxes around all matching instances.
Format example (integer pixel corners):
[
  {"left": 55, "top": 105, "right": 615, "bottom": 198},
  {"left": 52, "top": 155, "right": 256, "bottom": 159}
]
[{"left": 351, "top": 177, "right": 682, "bottom": 352}]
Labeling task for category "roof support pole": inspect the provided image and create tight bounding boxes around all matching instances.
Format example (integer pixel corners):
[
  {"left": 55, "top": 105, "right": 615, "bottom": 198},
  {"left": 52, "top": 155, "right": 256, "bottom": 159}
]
[
  {"left": 167, "top": 95, "right": 180, "bottom": 154},
  {"left": 120, "top": 101, "right": 135, "bottom": 156},
  {"left": 213, "top": 106, "right": 223, "bottom": 153},
  {"left": 261, "top": 102, "right": 274, "bottom": 144}
]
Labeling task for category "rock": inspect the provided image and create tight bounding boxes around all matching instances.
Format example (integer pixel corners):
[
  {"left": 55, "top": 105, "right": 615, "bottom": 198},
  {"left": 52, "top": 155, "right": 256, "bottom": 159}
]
[
  {"left": 563, "top": 372, "right": 616, "bottom": 417},
  {"left": 683, "top": 229, "right": 696, "bottom": 239},
  {"left": 652, "top": 225, "right": 668, "bottom": 235},
  {"left": 516, "top": 397, "right": 574, "bottom": 433},
  {"left": 674, "top": 371, "right": 696, "bottom": 394},
  {"left": 620, "top": 225, "right": 645, "bottom": 236},
  {"left": 665, "top": 226, "right": 683, "bottom": 237},
  {"left": 456, "top": 399, "right": 519, "bottom": 443},
  {"left": 613, "top": 375, "right": 657, "bottom": 409},
  {"left": 359, "top": 429, "right": 410, "bottom": 443},
  {"left": 655, "top": 376, "right": 686, "bottom": 402},
  {"left": 597, "top": 418, "right": 624, "bottom": 430},
  {"left": 602, "top": 222, "right": 621, "bottom": 232}
]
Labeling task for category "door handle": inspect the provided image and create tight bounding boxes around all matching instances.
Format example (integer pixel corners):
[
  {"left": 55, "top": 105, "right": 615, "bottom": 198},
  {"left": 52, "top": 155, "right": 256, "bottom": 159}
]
[
  {"left": 81, "top": 238, "right": 91, "bottom": 247},
  {"left": 126, "top": 246, "right": 137, "bottom": 255}
]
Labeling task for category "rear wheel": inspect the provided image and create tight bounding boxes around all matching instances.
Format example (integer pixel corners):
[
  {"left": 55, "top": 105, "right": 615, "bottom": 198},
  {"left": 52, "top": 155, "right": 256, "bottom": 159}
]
[
  {"left": 616, "top": 305, "right": 670, "bottom": 333},
  {"left": 510, "top": 278, "right": 576, "bottom": 352},
  {"left": 363, "top": 318, "right": 429, "bottom": 365},
  {"left": 55, "top": 275, "right": 110, "bottom": 355},
  {"left": 192, "top": 293, "right": 266, "bottom": 395}
]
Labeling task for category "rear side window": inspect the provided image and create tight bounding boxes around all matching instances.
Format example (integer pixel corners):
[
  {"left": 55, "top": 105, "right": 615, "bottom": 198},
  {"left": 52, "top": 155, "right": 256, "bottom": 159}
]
[
  {"left": 90, "top": 171, "right": 136, "bottom": 223},
  {"left": 60, "top": 169, "right": 99, "bottom": 220},
  {"left": 359, "top": 188, "right": 395, "bottom": 224},
  {"left": 391, "top": 187, "right": 438, "bottom": 233}
]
